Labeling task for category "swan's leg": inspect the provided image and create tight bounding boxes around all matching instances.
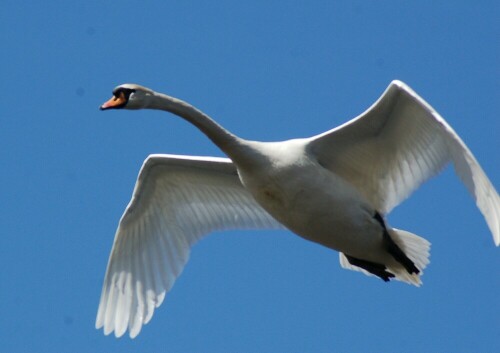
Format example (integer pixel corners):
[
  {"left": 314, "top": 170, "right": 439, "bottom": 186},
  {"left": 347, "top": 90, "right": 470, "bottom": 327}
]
[
  {"left": 373, "top": 212, "right": 419, "bottom": 275},
  {"left": 344, "top": 254, "right": 395, "bottom": 282}
]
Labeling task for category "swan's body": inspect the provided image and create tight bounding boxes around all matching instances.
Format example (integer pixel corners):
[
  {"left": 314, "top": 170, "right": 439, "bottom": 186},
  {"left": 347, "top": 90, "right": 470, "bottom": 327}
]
[
  {"left": 237, "top": 140, "right": 385, "bottom": 261},
  {"left": 97, "top": 81, "right": 499, "bottom": 338}
]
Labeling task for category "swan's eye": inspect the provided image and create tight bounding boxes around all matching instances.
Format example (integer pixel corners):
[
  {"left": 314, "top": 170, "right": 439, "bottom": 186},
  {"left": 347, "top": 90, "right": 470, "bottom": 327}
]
[
  {"left": 113, "top": 88, "right": 123, "bottom": 98},
  {"left": 115, "top": 88, "right": 135, "bottom": 99}
]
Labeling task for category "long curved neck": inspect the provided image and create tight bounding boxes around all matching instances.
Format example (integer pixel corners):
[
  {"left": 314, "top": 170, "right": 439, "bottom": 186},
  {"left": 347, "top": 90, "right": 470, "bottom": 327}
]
[{"left": 148, "top": 92, "right": 248, "bottom": 160}]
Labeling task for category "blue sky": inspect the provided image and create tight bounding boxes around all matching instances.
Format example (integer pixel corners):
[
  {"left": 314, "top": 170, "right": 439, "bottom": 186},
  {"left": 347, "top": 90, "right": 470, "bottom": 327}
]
[{"left": 1, "top": 1, "right": 498, "bottom": 352}]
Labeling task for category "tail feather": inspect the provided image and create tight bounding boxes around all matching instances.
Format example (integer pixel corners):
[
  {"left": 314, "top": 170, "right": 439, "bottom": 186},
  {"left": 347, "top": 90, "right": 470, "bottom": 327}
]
[
  {"left": 339, "top": 228, "right": 431, "bottom": 286},
  {"left": 389, "top": 228, "right": 431, "bottom": 272}
]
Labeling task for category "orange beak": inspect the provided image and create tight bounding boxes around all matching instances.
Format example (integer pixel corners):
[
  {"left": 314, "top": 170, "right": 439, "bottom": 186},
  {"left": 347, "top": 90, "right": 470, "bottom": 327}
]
[{"left": 100, "top": 91, "right": 127, "bottom": 110}]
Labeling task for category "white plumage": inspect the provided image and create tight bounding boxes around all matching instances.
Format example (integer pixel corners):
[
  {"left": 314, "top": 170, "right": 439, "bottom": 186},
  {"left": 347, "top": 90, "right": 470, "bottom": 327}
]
[
  {"left": 96, "top": 155, "right": 281, "bottom": 337},
  {"left": 97, "top": 80, "right": 499, "bottom": 338}
]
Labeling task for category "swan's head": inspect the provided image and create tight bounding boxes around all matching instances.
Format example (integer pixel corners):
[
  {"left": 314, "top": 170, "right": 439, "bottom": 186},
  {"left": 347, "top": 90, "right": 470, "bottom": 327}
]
[{"left": 100, "top": 84, "right": 155, "bottom": 110}]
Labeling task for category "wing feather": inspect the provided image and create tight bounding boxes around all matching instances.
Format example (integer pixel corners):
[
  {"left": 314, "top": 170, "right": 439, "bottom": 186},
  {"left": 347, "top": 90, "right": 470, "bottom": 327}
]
[
  {"left": 96, "top": 154, "right": 282, "bottom": 338},
  {"left": 309, "top": 80, "right": 499, "bottom": 244}
]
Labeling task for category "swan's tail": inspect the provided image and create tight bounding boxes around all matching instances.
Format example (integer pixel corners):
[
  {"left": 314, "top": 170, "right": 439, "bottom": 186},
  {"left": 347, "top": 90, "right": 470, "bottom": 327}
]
[
  {"left": 339, "top": 228, "right": 431, "bottom": 286},
  {"left": 386, "top": 228, "right": 431, "bottom": 286}
]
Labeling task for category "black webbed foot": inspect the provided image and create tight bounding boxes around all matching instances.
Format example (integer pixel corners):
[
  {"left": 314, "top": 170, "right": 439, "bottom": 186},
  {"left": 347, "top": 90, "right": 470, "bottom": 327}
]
[
  {"left": 374, "top": 212, "right": 420, "bottom": 275},
  {"left": 344, "top": 254, "right": 395, "bottom": 282}
]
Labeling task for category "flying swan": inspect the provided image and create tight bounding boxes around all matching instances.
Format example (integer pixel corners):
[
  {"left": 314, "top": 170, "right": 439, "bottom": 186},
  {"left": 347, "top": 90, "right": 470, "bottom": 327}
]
[{"left": 97, "top": 80, "right": 499, "bottom": 338}]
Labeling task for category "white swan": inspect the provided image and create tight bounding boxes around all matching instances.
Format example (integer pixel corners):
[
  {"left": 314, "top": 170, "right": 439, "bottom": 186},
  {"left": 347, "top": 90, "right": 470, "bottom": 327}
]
[{"left": 97, "top": 80, "right": 499, "bottom": 338}]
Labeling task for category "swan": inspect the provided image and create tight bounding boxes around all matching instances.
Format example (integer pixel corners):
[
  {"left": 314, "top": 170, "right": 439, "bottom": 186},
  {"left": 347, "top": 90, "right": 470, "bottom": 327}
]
[{"left": 96, "top": 80, "right": 499, "bottom": 338}]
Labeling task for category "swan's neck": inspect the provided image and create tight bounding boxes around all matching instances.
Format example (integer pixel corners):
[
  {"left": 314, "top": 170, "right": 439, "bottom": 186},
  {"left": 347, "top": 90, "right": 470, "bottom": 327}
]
[{"left": 149, "top": 92, "right": 247, "bottom": 160}]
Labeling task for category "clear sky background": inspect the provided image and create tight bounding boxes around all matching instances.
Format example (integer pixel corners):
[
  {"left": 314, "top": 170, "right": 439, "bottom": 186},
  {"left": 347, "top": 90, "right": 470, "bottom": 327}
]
[{"left": 1, "top": 1, "right": 498, "bottom": 352}]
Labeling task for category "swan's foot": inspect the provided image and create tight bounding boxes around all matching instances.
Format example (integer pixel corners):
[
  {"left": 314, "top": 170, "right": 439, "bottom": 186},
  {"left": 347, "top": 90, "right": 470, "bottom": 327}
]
[
  {"left": 373, "top": 212, "right": 420, "bottom": 275},
  {"left": 344, "top": 254, "right": 395, "bottom": 282}
]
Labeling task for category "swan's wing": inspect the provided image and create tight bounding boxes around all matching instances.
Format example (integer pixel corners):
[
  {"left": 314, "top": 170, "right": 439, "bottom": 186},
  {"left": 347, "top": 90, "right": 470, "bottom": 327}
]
[
  {"left": 96, "top": 154, "right": 282, "bottom": 338},
  {"left": 308, "top": 80, "right": 499, "bottom": 245}
]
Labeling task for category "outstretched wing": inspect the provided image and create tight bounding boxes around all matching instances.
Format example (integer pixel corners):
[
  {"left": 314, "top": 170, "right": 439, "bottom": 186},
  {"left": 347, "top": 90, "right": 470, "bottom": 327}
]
[
  {"left": 309, "top": 80, "right": 499, "bottom": 244},
  {"left": 96, "top": 154, "right": 282, "bottom": 338}
]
